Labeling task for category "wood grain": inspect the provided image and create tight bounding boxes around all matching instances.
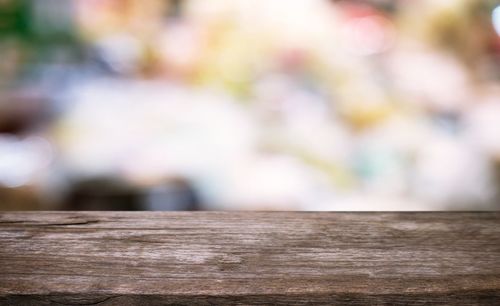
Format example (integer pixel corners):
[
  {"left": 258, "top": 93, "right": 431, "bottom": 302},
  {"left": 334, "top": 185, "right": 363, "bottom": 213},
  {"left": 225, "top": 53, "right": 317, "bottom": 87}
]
[{"left": 0, "top": 212, "right": 499, "bottom": 305}]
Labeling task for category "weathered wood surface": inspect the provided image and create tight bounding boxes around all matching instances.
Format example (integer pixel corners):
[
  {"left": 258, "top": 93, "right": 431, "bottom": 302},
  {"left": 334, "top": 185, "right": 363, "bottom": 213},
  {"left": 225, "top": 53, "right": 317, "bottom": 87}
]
[{"left": 0, "top": 212, "right": 499, "bottom": 305}]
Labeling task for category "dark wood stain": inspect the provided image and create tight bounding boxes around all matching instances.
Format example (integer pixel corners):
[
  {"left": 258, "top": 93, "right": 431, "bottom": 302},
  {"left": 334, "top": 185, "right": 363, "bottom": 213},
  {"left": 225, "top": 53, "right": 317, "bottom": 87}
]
[{"left": 0, "top": 212, "right": 499, "bottom": 305}]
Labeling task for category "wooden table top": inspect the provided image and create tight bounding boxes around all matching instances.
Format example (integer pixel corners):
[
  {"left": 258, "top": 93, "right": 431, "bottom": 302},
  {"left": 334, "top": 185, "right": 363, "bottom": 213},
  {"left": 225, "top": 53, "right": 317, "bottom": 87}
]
[{"left": 1, "top": 212, "right": 499, "bottom": 305}]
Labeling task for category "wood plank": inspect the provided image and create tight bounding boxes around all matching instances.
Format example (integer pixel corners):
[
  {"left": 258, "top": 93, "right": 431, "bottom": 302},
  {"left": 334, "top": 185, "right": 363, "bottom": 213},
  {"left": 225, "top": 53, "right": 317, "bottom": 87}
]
[{"left": 0, "top": 212, "right": 499, "bottom": 305}]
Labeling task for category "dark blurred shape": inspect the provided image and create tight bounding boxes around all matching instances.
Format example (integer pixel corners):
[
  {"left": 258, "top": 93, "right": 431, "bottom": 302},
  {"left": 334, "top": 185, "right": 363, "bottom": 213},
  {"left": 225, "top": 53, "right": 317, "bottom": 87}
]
[
  {"left": 143, "top": 178, "right": 200, "bottom": 211},
  {"left": 64, "top": 177, "right": 142, "bottom": 211},
  {"left": 0, "top": 0, "right": 30, "bottom": 39},
  {"left": 166, "top": 0, "right": 184, "bottom": 19},
  {"left": 0, "top": 93, "right": 47, "bottom": 134},
  {"left": 64, "top": 177, "right": 200, "bottom": 211}
]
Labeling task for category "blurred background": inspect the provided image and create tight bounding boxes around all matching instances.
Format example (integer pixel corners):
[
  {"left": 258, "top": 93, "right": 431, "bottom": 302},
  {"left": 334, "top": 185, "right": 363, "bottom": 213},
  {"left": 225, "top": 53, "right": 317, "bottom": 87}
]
[{"left": 1, "top": 0, "right": 500, "bottom": 211}]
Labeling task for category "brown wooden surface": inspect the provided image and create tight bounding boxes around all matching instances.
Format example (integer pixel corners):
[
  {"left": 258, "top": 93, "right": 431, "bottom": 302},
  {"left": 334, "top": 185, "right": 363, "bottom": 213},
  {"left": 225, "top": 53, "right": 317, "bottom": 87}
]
[{"left": 0, "top": 212, "right": 499, "bottom": 305}]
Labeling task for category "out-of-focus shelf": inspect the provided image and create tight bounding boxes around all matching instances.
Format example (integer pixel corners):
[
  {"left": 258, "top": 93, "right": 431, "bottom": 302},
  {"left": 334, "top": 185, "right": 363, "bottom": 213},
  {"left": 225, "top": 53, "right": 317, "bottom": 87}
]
[{"left": 0, "top": 212, "right": 499, "bottom": 305}]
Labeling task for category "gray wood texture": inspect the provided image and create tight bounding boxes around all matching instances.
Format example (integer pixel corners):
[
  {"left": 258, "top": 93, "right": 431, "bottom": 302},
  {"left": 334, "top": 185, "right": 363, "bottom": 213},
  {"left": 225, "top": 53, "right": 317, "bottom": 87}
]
[{"left": 0, "top": 212, "right": 499, "bottom": 305}]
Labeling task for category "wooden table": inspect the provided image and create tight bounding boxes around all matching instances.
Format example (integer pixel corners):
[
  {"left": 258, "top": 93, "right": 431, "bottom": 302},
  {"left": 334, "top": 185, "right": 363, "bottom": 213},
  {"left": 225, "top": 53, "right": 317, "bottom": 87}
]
[{"left": 0, "top": 212, "right": 499, "bottom": 305}]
